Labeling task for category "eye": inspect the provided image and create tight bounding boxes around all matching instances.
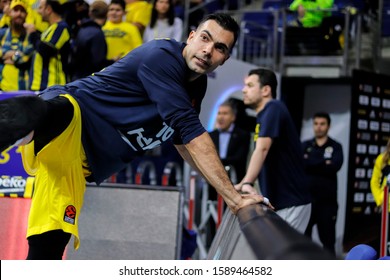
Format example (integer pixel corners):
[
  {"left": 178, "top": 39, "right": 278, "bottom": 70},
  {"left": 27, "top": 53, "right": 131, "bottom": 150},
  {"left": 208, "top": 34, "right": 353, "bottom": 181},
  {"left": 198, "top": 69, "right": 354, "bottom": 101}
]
[
  {"left": 216, "top": 45, "right": 226, "bottom": 53},
  {"left": 201, "top": 34, "right": 208, "bottom": 41}
]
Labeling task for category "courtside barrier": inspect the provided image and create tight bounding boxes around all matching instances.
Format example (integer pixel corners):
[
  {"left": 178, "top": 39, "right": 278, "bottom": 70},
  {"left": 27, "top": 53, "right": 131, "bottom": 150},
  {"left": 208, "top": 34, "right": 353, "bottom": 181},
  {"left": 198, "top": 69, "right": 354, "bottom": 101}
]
[
  {"left": 65, "top": 182, "right": 184, "bottom": 259},
  {"left": 208, "top": 204, "right": 336, "bottom": 260}
]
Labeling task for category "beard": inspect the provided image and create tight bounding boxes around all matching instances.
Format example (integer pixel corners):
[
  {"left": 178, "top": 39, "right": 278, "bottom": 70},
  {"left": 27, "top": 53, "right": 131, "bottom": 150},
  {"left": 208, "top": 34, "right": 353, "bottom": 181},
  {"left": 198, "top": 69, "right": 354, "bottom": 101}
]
[{"left": 11, "top": 18, "right": 26, "bottom": 33}]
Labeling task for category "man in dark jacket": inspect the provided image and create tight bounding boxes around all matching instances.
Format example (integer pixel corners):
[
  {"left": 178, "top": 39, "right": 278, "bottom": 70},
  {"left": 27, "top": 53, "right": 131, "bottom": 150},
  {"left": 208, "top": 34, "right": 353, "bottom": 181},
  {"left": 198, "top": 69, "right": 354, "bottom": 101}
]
[
  {"left": 302, "top": 112, "right": 343, "bottom": 255},
  {"left": 70, "top": 0, "right": 109, "bottom": 80},
  {"left": 210, "top": 99, "right": 250, "bottom": 188}
]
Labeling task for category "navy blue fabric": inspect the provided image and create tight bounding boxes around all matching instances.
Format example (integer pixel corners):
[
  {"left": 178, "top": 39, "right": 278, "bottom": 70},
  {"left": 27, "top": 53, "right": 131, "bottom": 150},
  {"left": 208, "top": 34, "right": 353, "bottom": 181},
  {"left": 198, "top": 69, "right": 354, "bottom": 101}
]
[
  {"left": 40, "top": 39, "right": 207, "bottom": 184},
  {"left": 256, "top": 100, "right": 311, "bottom": 210},
  {"left": 70, "top": 19, "right": 109, "bottom": 81},
  {"left": 302, "top": 137, "right": 343, "bottom": 203}
]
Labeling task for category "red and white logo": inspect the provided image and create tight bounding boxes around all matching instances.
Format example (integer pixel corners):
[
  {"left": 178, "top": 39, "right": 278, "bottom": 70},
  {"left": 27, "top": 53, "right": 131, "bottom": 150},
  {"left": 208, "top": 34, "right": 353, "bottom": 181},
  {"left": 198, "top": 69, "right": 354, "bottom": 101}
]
[{"left": 64, "top": 205, "right": 76, "bottom": 225}]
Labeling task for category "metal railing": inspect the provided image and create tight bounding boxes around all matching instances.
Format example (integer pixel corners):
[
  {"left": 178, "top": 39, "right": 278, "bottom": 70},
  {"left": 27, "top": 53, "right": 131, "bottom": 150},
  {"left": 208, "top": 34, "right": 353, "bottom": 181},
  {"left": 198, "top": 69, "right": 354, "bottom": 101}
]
[
  {"left": 278, "top": 7, "right": 362, "bottom": 76},
  {"left": 161, "top": 161, "right": 183, "bottom": 187},
  {"left": 180, "top": 2, "right": 366, "bottom": 76},
  {"left": 183, "top": 165, "right": 238, "bottom": 259},
  {"left": 135, "top": 160, "right": 157, "bottom": 185},
  {"left": 208, "top": 203, "right": 336, "bottom": 259}
]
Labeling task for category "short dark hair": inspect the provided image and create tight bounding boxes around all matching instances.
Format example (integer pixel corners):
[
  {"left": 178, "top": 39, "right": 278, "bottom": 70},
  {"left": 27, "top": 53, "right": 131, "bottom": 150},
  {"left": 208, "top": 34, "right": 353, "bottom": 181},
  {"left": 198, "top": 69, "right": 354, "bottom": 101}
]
[
  {"left": 313, "top": 112, "right": 331, "bottom": 125},
  {"left": 46, "top": 0, "right": 64, "bottom": 15},
  {"left": 90, "top": 0, "right": 108, "bottom": 20},
  {"left": 220, "top": 99, "right": 237, "bottom": 116},
  {"left": 197, "top": 13, "right": 240, "bottom": 50},
  {"left": 109, "top": 0, "right": 125, "bottom": 10},
  {"left": 248, "top": 68, "right": 278, "bottom": 98}
]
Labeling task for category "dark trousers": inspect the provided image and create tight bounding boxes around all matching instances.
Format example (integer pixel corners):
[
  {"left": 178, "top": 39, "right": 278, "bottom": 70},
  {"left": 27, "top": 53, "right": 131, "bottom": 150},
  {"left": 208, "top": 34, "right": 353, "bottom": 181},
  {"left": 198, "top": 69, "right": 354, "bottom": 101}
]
[
  {"left": 305, "top": 202, "right": 338, "bottom": 255},
  {"left": 27, "top": 230, "right": 72, "bottom": 260}
]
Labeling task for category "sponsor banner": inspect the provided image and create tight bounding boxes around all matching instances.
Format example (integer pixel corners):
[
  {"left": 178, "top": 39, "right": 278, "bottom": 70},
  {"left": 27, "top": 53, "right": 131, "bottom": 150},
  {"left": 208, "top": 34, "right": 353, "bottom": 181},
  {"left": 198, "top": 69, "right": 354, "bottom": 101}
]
[
  {"left": 344, "top": 70, "right": 390, "bottom": 251},
  {"left": 0, "top": 91, "right": 36, "bottom": 198}
]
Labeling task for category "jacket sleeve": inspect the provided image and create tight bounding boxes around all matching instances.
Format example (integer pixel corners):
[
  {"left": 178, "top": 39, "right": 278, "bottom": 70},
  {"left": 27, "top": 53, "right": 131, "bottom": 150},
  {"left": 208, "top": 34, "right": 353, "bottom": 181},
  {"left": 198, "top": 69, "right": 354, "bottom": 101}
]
[{"left": 370, "top": 154, "right": 385, "bottom": 206}]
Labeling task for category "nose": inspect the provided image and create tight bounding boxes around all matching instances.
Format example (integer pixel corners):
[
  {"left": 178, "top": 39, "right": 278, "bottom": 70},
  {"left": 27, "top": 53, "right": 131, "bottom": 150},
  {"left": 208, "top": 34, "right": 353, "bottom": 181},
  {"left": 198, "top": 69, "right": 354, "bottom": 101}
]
[{"left": 203, "top": 43, "right": 213, "bottom": 56}]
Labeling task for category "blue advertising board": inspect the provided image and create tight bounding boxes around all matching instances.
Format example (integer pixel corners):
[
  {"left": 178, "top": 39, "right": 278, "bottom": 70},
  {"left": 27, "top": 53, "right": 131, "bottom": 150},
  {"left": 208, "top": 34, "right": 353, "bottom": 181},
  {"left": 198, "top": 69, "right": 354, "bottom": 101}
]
[{"left": 0, "top": 92, "right": 36, "bottom": 198}]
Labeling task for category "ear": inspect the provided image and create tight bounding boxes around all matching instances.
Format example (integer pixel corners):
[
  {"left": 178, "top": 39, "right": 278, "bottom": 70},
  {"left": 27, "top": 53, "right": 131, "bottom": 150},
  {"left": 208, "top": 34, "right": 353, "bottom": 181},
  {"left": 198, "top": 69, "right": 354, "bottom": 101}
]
[
  {"left": 262, "top": 85, "right": 272, "bottom": 97},
  {"left": 186, "top": 30, "right": 196, "bottom": 44}
]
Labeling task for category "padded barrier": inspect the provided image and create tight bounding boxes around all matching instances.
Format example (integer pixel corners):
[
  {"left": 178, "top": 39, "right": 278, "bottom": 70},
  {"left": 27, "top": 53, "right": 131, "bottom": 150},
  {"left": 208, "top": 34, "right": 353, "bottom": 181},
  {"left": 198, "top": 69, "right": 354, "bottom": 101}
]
[
  {"left": 65, "top": 183, "right": 184, "bottom": 260},
  {"left": 208, "top": 204, "right": 336, "bottom": 260},
  {"left": 0, "top": 197, "right": 30, "bottom": 260}
]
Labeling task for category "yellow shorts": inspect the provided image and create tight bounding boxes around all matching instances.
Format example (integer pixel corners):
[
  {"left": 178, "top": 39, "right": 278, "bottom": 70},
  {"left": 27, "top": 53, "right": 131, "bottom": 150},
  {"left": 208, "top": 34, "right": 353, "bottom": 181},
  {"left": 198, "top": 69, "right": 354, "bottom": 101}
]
[{"left": 21, "top": 94, "right": 90, "bottom": 250}]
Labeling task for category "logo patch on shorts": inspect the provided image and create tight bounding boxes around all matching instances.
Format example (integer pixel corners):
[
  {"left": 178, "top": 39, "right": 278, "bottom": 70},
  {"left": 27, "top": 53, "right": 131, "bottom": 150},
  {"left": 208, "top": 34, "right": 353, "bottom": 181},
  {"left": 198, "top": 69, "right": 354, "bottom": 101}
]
[{"left": 64, "top": 205, "right": 76, "bottom": 225}]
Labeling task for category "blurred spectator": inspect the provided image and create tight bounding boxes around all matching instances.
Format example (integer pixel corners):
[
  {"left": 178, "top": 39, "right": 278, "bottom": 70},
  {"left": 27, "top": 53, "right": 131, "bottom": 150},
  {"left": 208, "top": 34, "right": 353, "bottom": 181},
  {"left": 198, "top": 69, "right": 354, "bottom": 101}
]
[
  {"left": 0, "top": 0, "right": 10, "bottom": 82},
  {"left": 26, "top": 0, "right": 49, "bottom": 32},
  {"left": 70, "top": 0, "right": 109, "bottom": 80},
  {"left": 62, "top": 0, "right": 89, "bottom": 37},
  {"left": 1, "top": 0, "right": 34, "bottom": 91},
  {"left": 124, "top": 0, "right": 151, "bottom": 35},
  {"left": 0, "top": 0, "right": 10, "bottom": 19},
  {"left": 289, "top": 0, "right": 334, "bottom": 28},
  {"left": 102, "top": 0, "right": 142, "bottom": 62},
  {"left": 370, "top": 138, "right": 390, "bottom": 255},
  {"left": 0, "top": 0, "right": 10, "bottom": 27},
  {"left": 25, "top": 0, "right": 71, "bottom": 91},
  {"left": 1, "top": 0, "right": 50, "bottom": 32},
  {"left": 371, "top": 138, "right": 390, "bottom": 215},
  {"left": 209, "top": 99, "right": 251, "bottom": 185},
  {"left": 143, "top": 0, "right": 183, "bottom": 43},
  {"left": 286, "top": 0, "right": 338, "bottom": 54}
]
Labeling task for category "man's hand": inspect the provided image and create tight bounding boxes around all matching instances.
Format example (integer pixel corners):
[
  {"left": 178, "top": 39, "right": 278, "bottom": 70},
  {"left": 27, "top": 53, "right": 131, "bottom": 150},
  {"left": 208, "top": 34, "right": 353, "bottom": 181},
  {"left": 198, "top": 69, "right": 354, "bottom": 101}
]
[
  {"left": 23, "top": 23, "right": 36, "bottom": 34},
  {"left": 234, "top": 183, "right": 258, "bottom": 195},
  {"left": 232, "top": 194, "right": 274, "bottom": 215},
  {"left": 3, "top": 50, "right": 15, "bottom": 60}
]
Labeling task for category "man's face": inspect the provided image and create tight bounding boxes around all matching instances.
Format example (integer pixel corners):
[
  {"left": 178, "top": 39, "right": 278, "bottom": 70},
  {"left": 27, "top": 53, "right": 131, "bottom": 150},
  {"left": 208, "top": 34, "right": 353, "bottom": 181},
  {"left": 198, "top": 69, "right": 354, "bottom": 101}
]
[
  {"left": 184, "top": 20, "right": 233, "bottom": 78},
  {"left": 216, "top": 105, "right": 235, "bottom": 131},
  {"left": 313, "top": 117, "right": 329, "bottom": 138},
  {"left": 107, "top": 3, "right": 124, "bottom": 24},
  {"left": 38, "top": 0, "right": 48, "bottom": 22},
  {"left": 10, "top": 5, "right": 27, "bottom": 27},
  {"left": 242, "top": 74, "right": 263, "bottom": 109}
]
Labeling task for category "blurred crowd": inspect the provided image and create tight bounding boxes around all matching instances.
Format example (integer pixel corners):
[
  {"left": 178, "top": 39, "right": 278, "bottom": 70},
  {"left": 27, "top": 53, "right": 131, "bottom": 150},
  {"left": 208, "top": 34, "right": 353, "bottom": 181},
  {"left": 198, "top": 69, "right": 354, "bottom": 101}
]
[{"left": 0, "top": 0, "right": 212, "bottom": 92}]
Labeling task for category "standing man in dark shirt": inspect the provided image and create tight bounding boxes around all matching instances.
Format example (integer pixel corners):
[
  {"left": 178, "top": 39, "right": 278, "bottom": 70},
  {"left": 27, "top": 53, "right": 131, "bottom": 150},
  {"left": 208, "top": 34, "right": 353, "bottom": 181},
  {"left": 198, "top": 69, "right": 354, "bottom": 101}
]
[
  {"left": 234, "top": 68, "right": 311, "bottom": 234},
  {"left": 302, "top": 112, "right": 343, "bottom": 255},
  {"left": 0, "top": 13, "right": 270, "bottom": 260}
]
